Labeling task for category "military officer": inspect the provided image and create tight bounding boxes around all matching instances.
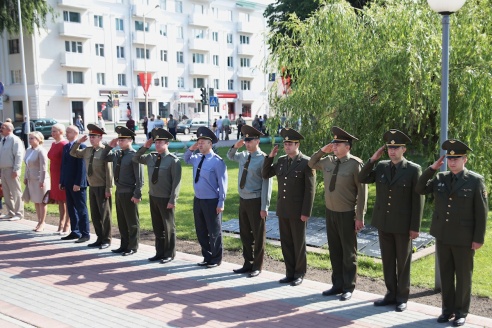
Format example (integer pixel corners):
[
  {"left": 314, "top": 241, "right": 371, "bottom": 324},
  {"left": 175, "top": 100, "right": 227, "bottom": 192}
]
[
  {"left": 70, "top": 124, "right": 113, "bottom": 248},
  {"left": 416, "top": 140, "right": 487, "bottom": 327},
  {"left": 262, "top": 128, "right": 316, "bottom": 286},
  {"left": 227, "top": 125, "right": 273, "bottom": 277},
  {"left": 358, "top": 129, "right": 424, "bottom": 312},
  {"left": 184, "top": 127, "right": 228, "bottom": 268},
  {"left": 133, "top": 128, "right": 182, "bottom": 263},
  {"left": 308, "top": 126, "right": 367, "bottom": 301},
  {"left": 100, "top": 126, "right": 144, "bottom": 256}
]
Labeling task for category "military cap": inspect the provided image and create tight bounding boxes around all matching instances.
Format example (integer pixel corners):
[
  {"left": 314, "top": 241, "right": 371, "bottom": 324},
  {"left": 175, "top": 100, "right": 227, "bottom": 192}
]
[
  {"left": 280, "top": 128, "right": 303, "bottom": 143},
  {"left": 87, "top": 124, "right": 106, "bottom": 136},
  {"left": 441, "top": 139, "right": 472, "bottom": 158},
  {"left": 115, "top": 126, "right": 135, "bottom": 138},
  {"left": 151, "top": 128, "right": 173, "bottom": 141},
  {"left": 383, "top": 129, "right": 411, "bottom": 147},
  {"left": 242, "top": 125, "right": 264, "bottom": 141},
  {"left": 196, "top": 126, "right": 218, "bottom": 144},
  {"left": 330, "top": 126, "right": 358, "bottom": 144}
]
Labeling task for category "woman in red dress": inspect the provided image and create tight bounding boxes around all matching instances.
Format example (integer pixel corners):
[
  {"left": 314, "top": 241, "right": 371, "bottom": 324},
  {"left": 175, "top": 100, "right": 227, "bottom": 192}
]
[{"left": 47, "top": 124, "right": 69, "bottom": 234}]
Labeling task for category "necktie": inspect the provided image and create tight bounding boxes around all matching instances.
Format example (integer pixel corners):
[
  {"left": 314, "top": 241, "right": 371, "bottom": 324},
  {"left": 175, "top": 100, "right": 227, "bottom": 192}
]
[
  {"left": 152, "top": 154, "right": 161, "bottom": 184},
  {"left": 239, "top": 154, "right": 251, "bottom": 189},
  {"left": 287, "top": 157, "right": 293, "bottom": 169},
  {"left": 2, "top": 137, "right": 5, "bottom": 145},
  {"left": 114, "top": 151, "right": 123, "bottom": 182},
  {"left": 390, "top": 164, "right": 396, "bottom": 180},
  {"left": 329, "top": 160, "right": 340, "bottom": 192},
  {"left": 450, "top": 174, "right": 457, "bottom": 189},
  {"left": 194, "top": 155, "right": 206, "bottom": 183},
  {"left": 87, "top": 148, "right": 96, "bottom": 176}
]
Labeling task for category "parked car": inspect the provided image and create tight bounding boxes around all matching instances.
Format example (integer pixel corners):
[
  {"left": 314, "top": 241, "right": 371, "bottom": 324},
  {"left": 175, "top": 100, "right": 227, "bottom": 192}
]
[
  {"left": 177, "top": 118, "right": 209, "bottom": 135},
  {"left": 13, "top": 118, "right": 58, "bottom": 140}
]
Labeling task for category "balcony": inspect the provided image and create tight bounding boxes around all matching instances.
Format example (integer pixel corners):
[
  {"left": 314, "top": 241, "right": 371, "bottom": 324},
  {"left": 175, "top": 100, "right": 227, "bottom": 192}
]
[
  {"left": 237, "top": 67, "right": 257, "bottom": 79},
  {"left": 236, "top": 22, "right": 257, "bottom": 34},
  {"left": 237, "top": 44, "right": 256, "bottom": 56},
  {"left": 240, "top": 90, "right": 256, "bottom": 101},
  {"left": 62, "top": 83, "right": 91, "bottom": 98},
  {"left": 132, "top": 4, "right": 159, "bottom": 19},
  {"left": 59, "top": 22, "right": 92, "bottom": 39},
  {"left": 188, "top": 38, "right": 210, "bottom": 52},
  {"left": 57, "top": 0, "right": 88, "bottom": 10},
  {"left": 60, "top": 52, "right": 91, "bottom": 69},
  {"left": 132, "top": 59, "right": 160, "bottom": 73},
  {"left": 189, "top": 64, "right": 212, "bottom": 76},
  {"left": 188, "top": 14, "right": 210, "bottom": 27},
  {"left": 132, "top": 31, "right": 160, "bottom": 46}
]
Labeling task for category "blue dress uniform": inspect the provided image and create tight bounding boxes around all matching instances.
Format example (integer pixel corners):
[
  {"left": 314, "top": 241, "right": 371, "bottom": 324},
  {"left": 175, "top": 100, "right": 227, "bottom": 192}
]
[
  {"left": 416, "top": 139, "right": 487, "bottom": 327},
  {"left": 184, "top": 127, "right": 227, "bottom": 267}
]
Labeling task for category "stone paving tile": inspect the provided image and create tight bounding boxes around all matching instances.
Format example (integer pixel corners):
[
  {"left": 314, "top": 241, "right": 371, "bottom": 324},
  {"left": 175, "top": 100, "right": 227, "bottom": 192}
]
[{"left": 0, "top": 219, "right": 490, "bottom": 328}]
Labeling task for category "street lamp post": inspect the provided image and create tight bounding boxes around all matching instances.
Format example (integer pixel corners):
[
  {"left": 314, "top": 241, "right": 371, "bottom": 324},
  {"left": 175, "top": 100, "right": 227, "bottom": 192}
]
[
  {"left": 17, "top": 0, "right": 30, "bottom": 132},
  {"left": 143, "top": 5, "right": 159, "bottom": 119},
  {"left": 427, "top": 0, "right": 466, "bottom": 290}
]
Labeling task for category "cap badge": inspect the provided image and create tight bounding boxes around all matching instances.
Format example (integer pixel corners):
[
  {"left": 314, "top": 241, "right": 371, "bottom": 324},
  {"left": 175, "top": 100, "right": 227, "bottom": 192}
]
[
  {"left": 200, "top": 133, "right": 203, "bottom": 137},
  {"left": 390, "top": 130, "right": 396, "bottom": 134},
  {"left": 245, "top": 134, "right": 249, "bottom": 138},
  {"left": 334, "top": 135, "right": 338, "bottom": 139},
  {"left": 450, "top": 150, "right": 455, "bottom": 155},
  {"left": 285, "top": 136, "right": 289, "bottom": 140},
  {"left": 450, "top": 140, "right": 456, "bottom": 144},
  {"left": 391, "top": 140, "right": 395, "bottom": 144}
]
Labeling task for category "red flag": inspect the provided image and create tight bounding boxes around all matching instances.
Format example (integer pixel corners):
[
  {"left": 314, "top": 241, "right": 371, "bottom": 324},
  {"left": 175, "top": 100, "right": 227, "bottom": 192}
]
[{"left": 138, "top": 73, "right": 152, "bottom": 93}]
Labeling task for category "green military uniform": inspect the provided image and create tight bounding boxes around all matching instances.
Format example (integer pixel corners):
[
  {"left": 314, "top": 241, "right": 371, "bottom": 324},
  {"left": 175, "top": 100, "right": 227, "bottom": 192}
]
[
  {"left": 416, "top": 139, "right": 487, "bottom": 323},
  {"left": 308, "top": 127, "right": 367, "bottom": 296},
  {"left": 70, "top": 124, "right": 113, "bottom": 247},
  {"left": 358, "top": 130, "right": 424, "bottom": 306},
  {"left": 262, "top": 128, "right": 316, "bottom": 282}
]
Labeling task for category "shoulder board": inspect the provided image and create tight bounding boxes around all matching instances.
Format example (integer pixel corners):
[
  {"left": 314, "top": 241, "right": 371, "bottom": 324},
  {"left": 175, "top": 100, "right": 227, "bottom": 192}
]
[
  {"left": 215, "top": 154, "right": 223, "bottom": 160},
  {"left": 468, "top": 170, "right": 485, "bottom": 180},
  {"left": 406, "top": 160, "right": 421, "bottom": 169},
  {"left": 167, "top": 153, "right": 178, "bottom": 159},
  {"left": 349, "top": 155, "right": 364, "bottom": 164}
]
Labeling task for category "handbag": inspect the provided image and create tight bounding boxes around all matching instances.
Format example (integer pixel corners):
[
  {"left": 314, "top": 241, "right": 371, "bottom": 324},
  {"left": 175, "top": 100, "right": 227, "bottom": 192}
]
[{"left": 42, "top": 190, "right": 55, "bottom": 205}]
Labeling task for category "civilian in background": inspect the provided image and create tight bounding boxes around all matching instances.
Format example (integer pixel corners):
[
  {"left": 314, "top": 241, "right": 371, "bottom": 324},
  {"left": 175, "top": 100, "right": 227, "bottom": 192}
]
[{"left": 21, "top": 116, "right": 36, "bottom": 149}]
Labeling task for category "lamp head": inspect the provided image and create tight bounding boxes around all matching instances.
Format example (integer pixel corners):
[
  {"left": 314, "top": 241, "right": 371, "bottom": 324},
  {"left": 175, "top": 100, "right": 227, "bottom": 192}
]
[{"left": 427, "top": 0, "right": 466, "bottom": 15}]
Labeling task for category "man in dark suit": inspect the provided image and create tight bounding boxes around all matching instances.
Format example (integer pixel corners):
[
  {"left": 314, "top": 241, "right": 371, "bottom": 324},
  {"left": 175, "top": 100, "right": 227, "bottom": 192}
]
[
  {"left": 60, "top": 125, "right": 90, "bottom": 242},
  {"left": 262, "top": 128, "right": 316, "bottom": 286},
  {"left": 358, "top": 129, "right": 424, "bottom": 312},
  {"left": 416, "top": 139, "right": 487, "bottom": 327},
  {"left": 21, "top": 116, "right": 35, "bottom": 149}
]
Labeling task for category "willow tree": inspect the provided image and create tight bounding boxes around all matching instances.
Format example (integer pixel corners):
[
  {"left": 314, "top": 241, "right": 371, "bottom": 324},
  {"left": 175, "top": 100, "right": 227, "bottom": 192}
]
[
  {"left": 0, "top": 0, "right": 54, "bottom": 34},
  {"left": 267, "top": 0, "right": 492, "bottom": 187}
]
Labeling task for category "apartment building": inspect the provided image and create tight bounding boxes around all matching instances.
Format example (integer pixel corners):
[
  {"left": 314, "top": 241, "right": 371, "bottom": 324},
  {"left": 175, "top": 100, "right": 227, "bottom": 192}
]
[{"left": 0, "top": 0, "right": 271, "bottom": 126}]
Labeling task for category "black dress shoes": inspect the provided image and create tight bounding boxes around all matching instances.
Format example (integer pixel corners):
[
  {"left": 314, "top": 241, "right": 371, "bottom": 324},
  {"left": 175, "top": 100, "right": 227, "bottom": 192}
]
[
  {"left": 161, "top": 257, "right": 173, "bottom": 264},
  {"left": 75, "top": 237, "right": 90, "bottom": 243},
  {"left": 340, "top": 292, "right": 352, "bottom": 301},
  {"left": 99, "top": 243, "right": 110, "bottom": 249},
  {"left": 197, "top": 261, "right": 209, "bottom": 266},
  {"left": 61, "top": 234, "right": 79, "bottom": 240},
  {"left": 396, "top": 302, "right": 407, "bottom": 312},
  {"left": 112, "top": 248, "right": 125, "bottom": 253},
  {"left": 453, "top": 317, "right": 465, "bottom": 327},
  {"left": 374, "top": 299, "right": 397, "bottom": 306},
  {"left": 437, "top": 314, "right": 454, "bottom": 323},
  {"left": 322, "top": 287, "right": 342, "bottom": 296},
  {"left": 233, "top": 267, "right": 251, "bottom": 274},
  {"left": 207, "top": 263, "right": 219, "bottom": 268},
  {"left": 249, "top": 270, "right": 261, "bottom": 278},
  {"left": 291, "top": 277, "right": 303, "bottom": 286},
  {"left": 123, "top": 249, "right": 137, "bottom": 256},
  {"left": 279, "top": 276, "right": 295, "bottom": 284},
  {"left": 87, "top": 242, "right": 101, "bottom": 247},
  {"left": 148, "top": 255, "right": 163, "bottom": 262}
]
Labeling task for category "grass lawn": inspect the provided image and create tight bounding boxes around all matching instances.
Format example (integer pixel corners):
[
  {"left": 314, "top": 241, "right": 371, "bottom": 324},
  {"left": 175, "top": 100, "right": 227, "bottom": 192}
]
[{"left": 23, "top": 144, "right": 492, "bottom": 298}]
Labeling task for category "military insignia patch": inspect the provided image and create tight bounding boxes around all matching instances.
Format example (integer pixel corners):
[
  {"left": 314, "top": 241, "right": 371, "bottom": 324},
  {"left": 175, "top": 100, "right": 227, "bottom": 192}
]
[
  {"left": 285, "top": 136, "right": 289, "bottom": 140},
  {"left": 450, "top": 150, "right": 455, "bottom": 155},
  {"left": 391, "top": 140, "right": 395, "bottom": 144}
]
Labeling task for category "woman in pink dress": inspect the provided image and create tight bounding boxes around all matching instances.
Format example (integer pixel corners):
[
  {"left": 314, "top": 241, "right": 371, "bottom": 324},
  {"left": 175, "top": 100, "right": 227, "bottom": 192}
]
[{"left": 47, "top": 124, "right": 69, "bottom": 234}]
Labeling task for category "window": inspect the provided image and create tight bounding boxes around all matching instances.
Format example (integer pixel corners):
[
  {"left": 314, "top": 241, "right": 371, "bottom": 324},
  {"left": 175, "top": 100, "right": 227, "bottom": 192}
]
[
  {"left": 96, "top": 73, "right": 105, "bottom": 85},
  {"left": 212, "top": 7, "right": 219, "bottom": 18},
  {"left": 175, "top": 0, "right": 183, "bottom": 13},
  {"left": 63, "top": 11, "right": 81, "bottom": 23},
  {"left": 160, "top": 24, "right": 167, "bottom": 36},
  {"left": 95, "top": 44, "right": 104, "bottom": 57},
  {"left": 67, "top": 71, "right": 84, "bottom": 84},
  {"left": 8, "top": 39, "right": 19, "bottom": 54},
  {"left": 116, "top": 46, "right": 125, "bottom": 58},
  {"left": 193, "top": 78, "right": 205, "bottom": 88},
  {"left": 136, "top": 48, "right": 150, "bottom": 59},
  {"left": 214, "top": 79, "right": 219, "bottom": 89},
  {"left": 193, "top": 29, "right": 204, "bottom": 39},
  {"left": 13, "top": 101, "right": 23, "bottom": 122},
  {"left": 160, "top": 0, "right": 167, "bottom": 10},
  {"left": 154, "top": 78, "right": 160, "bottom": 86},
  {"left": 240, "top": 58, "right": 250, "bottom": 67},
  {"left": 228, "top": 79, "right": 234, "bottom": 90},
  {"left": 118, "top": 74, "right": 126, "bottom": 86},
  {"left": 227, "top": 33, "right": 233, "bottom": 44},
  {"left": 160, "top": 50, "right": 168, "bottom": 61},
  {"left": 212, "top": 32, "right": 218, "bottom": 41},
  {"left": 192, "top": 53, "right": 204, "bottom": 64},
  {"left": 135, "top": 21, "right": 149, "bottom": 32},
  {"left": 240, "top": 35, "right": 250, "bottom": 44},
  {"left": 161, "top": 76, "right": 168, "bottom": 88},
  {"left": 176, "top": 51, "right": 184, "bottom": 63},
  {"left": 65, "top": 41, "right": 82, "bottom": 53},
  {"left": 239, "top": 12, "right": 250, "bottom": 22},
  {"left": 177, "top": 77, "right": 184, "bottom": 88},
  {"left": 241, "top": 80, "right": 251, "bottom": 90},
  {"left": 176, "top": 26, "right": 183, "bottom": 39},
  {"left": 227, "top": 56, "right": 233, "bottom": 68},
  {"left": 115, "top": 18, "right": 124, "bottom": 31},
  {"left": 94, "top": 15, "right": 103, "bottom": 28},
  {"left": 213, "top": 55, "right": 219, "bottom": 66},
  {"left": 136, "top": 75, "right": 142, "bottom": 86},
  {"left": 194, "top": 4, "right": 204, "bottom": 14},
  {"left": 10, "top": 70, "right": 21, "bottom": 84}
]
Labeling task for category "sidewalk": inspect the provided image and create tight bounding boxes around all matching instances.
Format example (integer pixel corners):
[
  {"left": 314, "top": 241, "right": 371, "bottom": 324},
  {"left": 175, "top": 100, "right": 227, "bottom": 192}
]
[{"left": 1, "top": 219, "right": 490, "bottom": 328}]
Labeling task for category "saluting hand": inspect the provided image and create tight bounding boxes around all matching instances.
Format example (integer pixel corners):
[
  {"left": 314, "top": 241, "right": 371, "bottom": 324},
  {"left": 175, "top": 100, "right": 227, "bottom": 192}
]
[
  {"left": 189, "top": 142, "right": 199, "bottom": 151},
  {"left": 371, "top": 145, "right": 386, "bottom": 162},
  {"left": 144, "top": 138, "right": 153, "bottom": 148},
  {"left": 79, "top": 135, "right": 88, "bottom": 143},
  {"left": 109, "top": 138, "right": 118, "bottom": 148},
  {"left": 321, "top": 143, "right": 334, "bottom": 154},
  {"left": 430, "top": 155, "right": 446, "bottom": 170},
  {"left": 234, "top": 139, "right": 245, "bottom": 149},
  {"left": 269, "top": 145, "right": 279, "bottom": 158}
]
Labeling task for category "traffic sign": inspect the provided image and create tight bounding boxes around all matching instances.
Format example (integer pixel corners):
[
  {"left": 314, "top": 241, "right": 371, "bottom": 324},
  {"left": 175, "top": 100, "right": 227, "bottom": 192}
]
[
  {"left": 209, "top": 96, "right": 218, "bottom": 107},
  {"left": 0, "top": 82, "right": 4, "bottom": 95}
]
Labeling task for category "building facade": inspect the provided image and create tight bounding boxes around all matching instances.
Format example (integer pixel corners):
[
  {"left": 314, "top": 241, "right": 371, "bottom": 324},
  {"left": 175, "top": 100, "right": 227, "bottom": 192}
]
[{"left": 0, "top": 0, "right": 271, "bottom": 127}]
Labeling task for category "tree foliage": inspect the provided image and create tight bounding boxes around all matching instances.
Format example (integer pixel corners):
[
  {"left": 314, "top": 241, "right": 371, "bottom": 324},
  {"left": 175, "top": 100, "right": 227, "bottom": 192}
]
[
  {"left": 266, "top": 0, "right": 492, "bottom": 188},
  {"left": 0, "top": 0, "right": 54, "bottom": 35}
]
